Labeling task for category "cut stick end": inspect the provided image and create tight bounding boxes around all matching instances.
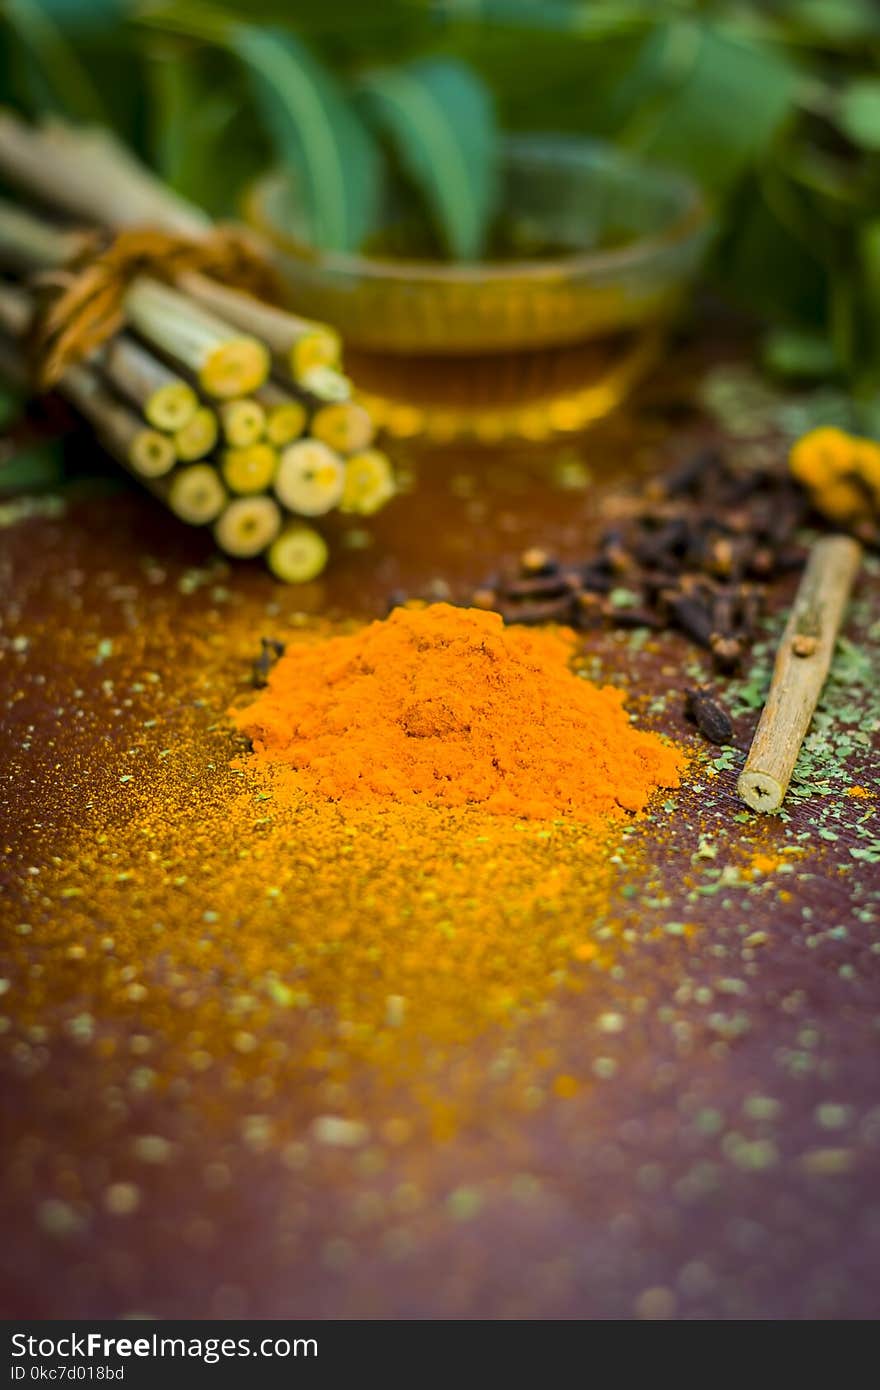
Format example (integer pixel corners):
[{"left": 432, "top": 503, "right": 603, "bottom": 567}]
[
  {"left": 266, "top": 524, "right": 328, "bottom": 584},
  {"left": 312, "top": 401, "right": 376, "bottom": 455},
  {"left": 265, "top": 401, "right": 306, "bottom": 448},
  {"left": 174, "top": 407, "right": 219, "bottom": 462},
  {"left": 289, "top": 328, "right": 341, "bottom": 380},
  {"left": 340, "top": 449, "right": 396, "bottom": 516},
  {"left": 168, "top": 464, "right": 227, "bottom": 525},
  {"left": 145, "top": 381, "right": 199, "bottom": 433},
  {"left": 214, "top": 495, "right": 282, "bottom": 558},
  {"left": 222, "top": 443, "right": 278, "bottom": 495},
  {"left": 220, "top": 399, "right": 266, "bottom": 448},
  {"left": 737, "top": 770, "right": 785, "bottom": 815},
  {"left": 299, "top": 365, "right": 352, "bottom": 403},
  {"left": 129, "top": 430, "right": 177, "bottom": 479},
  {"left": 200, "top": 337, "right": 270, "bottom": 399},
  {"left": 275, "top": 440, "right": 345, "bottom": 516}
]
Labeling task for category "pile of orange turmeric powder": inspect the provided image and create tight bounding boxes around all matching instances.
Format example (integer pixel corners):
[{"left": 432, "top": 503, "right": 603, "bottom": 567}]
[{"left": 233, "top": 603, "right": 683, "bottom": 821}]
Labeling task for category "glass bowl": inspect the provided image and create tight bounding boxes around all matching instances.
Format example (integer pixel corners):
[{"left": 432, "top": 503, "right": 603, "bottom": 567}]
[{"left": 245, "top": 135, "right": 710, "bottom": 443}]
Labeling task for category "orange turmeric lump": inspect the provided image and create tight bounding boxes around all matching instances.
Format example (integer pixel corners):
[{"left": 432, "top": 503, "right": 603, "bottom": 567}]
[{"left": 233, "top": 603, "right": 683, "bottom": 820}]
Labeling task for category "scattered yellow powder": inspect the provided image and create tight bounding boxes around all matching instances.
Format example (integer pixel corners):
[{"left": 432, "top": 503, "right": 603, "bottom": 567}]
[
  {"left": 748, "top": 850, "right": 795, "bottom": 876},
  {"left": 6, "top": 604, "right": 686, "bottom": 1134},
  {"left": 552, "top": 1074, "right": 581, "bottom": 1099}
]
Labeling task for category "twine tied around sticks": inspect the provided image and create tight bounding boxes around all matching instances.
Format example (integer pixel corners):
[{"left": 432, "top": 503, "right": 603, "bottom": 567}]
[{"left": 28, "top": 224, "right": 282, "bottom": 390}]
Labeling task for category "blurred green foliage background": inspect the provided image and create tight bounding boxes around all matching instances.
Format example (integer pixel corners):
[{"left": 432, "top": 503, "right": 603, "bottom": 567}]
[{"left": 1, "top": 0, "right": 880, "bottom": 403}]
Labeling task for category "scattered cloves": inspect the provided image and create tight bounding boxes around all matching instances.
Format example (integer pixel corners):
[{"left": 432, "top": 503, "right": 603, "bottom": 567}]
[{"left": 469, "top": 444, "right": 813, "bottom": 676}]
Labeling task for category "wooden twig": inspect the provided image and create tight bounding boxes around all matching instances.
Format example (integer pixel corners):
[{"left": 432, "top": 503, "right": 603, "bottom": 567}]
[
  {"left": 0, "top": 196, "right": 88, "bottom": 271},
  {"left": 221, "top": 443, "right": 278, "bottom": 495},
  {"left": 124, "top": 277, "right": 269, "bottom": 399},
  {"left": 178, "top": 271, "right": 341, "bottom": 383},
  {"left": 311, "top": 400, "right": 375, "bottom": 454},
  {"left": 255, "top": 382, "right": 306, "bottom": 447},
  {"left": 63, "top": 363, "right": 177, "bottom": 478},
  {"left": 0, "top": 115, "right": 209, "bottom": 236},
  {"left": 219, "top": 398, "right": 266, "bottom": 448},
  {"left": 737, "top": 535, "right": 862, "bottom": 813},
  {"left": 275, "top": 439, "right": 345, "bottom": 516},
  {"left": 0, "top": 280, "right": 33, "bottom": 338},
  {"left": 266, "top": 523, "right": 328, "bottom": 583},
  {"left": 164, "top": 463, "right": 227, "bottom": 525},
  {"left": 173, "top": 406, "right": 219, "bottom": 462},
  {"left": 0, "top": 333, "right": 27, "bottom": 391},
  {"left": 214, "top": 495, "right": 282, "bottom": 558},
  {"left": 101, "top": 334, "right": 198, "bottom": 432},
  {"left": 339, "top": 449, "right": 396, "bottom": 516}
]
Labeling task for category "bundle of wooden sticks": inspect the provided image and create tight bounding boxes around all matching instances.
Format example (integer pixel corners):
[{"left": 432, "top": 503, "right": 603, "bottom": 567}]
[{"left": 0, "top": 114, "right": 395, "bottom": 582}]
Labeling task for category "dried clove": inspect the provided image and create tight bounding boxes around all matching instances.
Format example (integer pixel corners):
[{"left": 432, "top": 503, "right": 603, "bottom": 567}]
[
  {"left": 252, "top": 637, "right": 285, "bottom": 688},
  {"left": 519, "top": 546, "right": 557, "bottom": 578},
  {"left": 572, "top": 591, "right": 608, "bottom": 629},
  {"left": 501, "top": 570, "right": 578, "bottom": 601},
  {"left": 497, "top": 595, "right": 575, "bottom": 626},
  {"left": 710, "top": 633, "right": 743, "bottom": 674},
  {"left": 599, "top": 529, "right": 633, "bottom": 574},
  {"left": 471, "top": 587, "right": 498, "bottom": 611},
  {"left": 684, "top": 688, "right": 734, "bottom": 745},
  {"left": 610, "top": 607, "right": 665, "bottom": 631},
  {"left": 737, "top": 583, "right": 763, "bottom": 634},
  {"left": 747, "top": 545, "right": 776, "bottom": 578},
  {"left": 710, "top": 589, "right": 738, "bottom": 638},
  {"left": 577, "top": 564, "right": 615, "bottom": 595},
  {"left": 668, "top": 593, "right": 715, "bottom": 648},
  {"left": 654, "top": 446, "right": 722, "bottom": 500}
]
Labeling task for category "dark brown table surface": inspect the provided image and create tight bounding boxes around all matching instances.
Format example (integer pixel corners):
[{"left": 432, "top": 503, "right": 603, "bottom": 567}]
[{"left": 1, "top": 340, "right": 879, "bottom": 1320}]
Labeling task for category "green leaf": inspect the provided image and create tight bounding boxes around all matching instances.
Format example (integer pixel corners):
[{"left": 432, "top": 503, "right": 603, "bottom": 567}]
[
  {"left": 854, "top": 395, "right": 880, "bottom": 437},
  {"left": 829, "top": 273, "right": 858, "bottom": 373},
  {"left": 25, "top": 0, "right": 124, "bottom": 23},
  {"left": 862, "top": 220, "right": 880, "bottom": 312},
  {"left": 837, "top": 79, "right": 880, "bottom": 151},
  {"left": 229, "top": 24, "right": 382, "bottom": 252},
  {"left": 856, "top": 219, "right": 880, "bottom": 391},
  {"left": 717, "top": 176, "right": 828, "bottom": 328},
  {"left": 148, "top": 47, "right": 270, "bottom": 220},
  {"left": 442, "top": 22, "right": 645, "bottom": 138},
  {"left": 434, "top": 0, "right": 645, "bottom": 37},
  {"left": 0, "top": 388, "right": 22, "bottom": 433},
  {"left": 356, "top": 58, "right": 498, "bottom": 260},
  {"left": 0, "top": 441, "right": 65, "bottom": 496},
  {"left": 762, "top": 327, "right": 839, "bottom": 379},
  {"left": 630, "top": 21, "right": 798, "bottom": 194},
  {"left": 779, "top": 0, "right": 880, "bottom": 45},
  {"left": 3, "top": 0, "right": 109, "bottom": 120}
]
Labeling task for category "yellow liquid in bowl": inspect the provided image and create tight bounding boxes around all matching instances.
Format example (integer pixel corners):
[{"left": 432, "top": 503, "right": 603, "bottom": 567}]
[{"left": 247, "top": 137, "right": 708, "bottom": 443}]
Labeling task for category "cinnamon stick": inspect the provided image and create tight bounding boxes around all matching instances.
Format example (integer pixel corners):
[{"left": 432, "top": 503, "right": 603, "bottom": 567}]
[{"left": 738, "top": 535, "right": 862, "bottom": 812}]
